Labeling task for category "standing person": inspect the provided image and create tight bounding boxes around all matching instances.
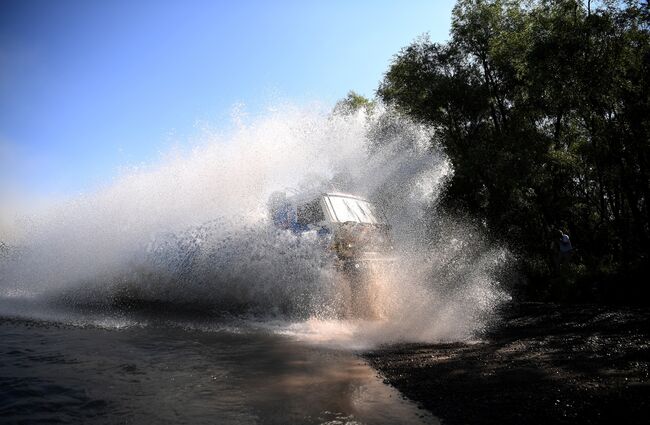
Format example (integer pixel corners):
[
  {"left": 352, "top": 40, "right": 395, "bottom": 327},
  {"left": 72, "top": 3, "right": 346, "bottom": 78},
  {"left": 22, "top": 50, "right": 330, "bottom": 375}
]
[{"left": 557, "top": 229, "right": 573, "bottom": 266}]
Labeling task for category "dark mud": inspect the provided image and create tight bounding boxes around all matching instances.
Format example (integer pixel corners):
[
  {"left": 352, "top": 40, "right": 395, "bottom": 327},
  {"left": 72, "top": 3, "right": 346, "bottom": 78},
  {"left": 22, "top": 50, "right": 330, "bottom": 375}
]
[{"left": 365, "top": 303, "right": 650, "bottom": 425}]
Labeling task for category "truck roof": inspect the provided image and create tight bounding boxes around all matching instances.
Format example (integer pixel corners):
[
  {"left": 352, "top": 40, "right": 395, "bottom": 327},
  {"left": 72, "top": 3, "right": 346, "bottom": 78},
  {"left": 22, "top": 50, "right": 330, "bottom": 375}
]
[{"left": 288, "top": 191, "right": 371, "bottom": 204}]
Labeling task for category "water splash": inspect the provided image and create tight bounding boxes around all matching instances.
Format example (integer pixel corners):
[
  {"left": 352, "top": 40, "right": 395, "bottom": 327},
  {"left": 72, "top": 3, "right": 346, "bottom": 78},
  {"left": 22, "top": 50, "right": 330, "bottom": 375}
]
[{"left": 0, "top": 103, "right": 510, "bottom": 347}]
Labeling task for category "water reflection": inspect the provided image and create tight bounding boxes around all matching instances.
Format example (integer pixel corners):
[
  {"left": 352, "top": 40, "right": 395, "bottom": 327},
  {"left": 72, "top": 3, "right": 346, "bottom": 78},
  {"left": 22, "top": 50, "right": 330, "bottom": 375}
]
[{"left": 0, "top": 318, "right": 437, "bottom": 424}]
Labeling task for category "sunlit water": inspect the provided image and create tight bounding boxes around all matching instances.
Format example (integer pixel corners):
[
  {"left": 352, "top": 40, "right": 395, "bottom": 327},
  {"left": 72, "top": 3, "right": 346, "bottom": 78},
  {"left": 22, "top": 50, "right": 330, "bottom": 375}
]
[
  {"left": 0, "top": 317, "right": 437, "bottom": 424},
  {"left": 0, "top": 104, "right": 509, "bottom": 423}
]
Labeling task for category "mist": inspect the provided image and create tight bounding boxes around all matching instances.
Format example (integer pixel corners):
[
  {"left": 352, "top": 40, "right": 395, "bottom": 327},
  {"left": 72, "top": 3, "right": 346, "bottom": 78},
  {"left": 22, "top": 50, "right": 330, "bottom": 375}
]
[{"left": 0, "top": 103, "right": 509, "bottom": 348}]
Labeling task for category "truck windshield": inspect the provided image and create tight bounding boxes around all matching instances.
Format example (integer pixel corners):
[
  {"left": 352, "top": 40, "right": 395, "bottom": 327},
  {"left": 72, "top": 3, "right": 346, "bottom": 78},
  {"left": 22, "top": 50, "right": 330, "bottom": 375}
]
[{"left": 325, "top": 195, "right": 383, "bottom": 224}]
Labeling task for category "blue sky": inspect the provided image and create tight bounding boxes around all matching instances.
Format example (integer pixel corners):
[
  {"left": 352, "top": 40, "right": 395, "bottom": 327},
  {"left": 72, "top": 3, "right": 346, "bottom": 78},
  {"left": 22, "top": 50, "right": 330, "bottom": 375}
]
[{"left": 1, "top": 0, "right": 455, "bottom": 197}]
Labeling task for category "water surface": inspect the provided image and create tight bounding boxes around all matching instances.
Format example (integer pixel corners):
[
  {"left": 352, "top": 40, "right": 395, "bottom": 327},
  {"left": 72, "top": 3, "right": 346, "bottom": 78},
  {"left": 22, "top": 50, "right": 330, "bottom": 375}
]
[{"left": 0, "top": 317, "right": 437, "bottom": 424}]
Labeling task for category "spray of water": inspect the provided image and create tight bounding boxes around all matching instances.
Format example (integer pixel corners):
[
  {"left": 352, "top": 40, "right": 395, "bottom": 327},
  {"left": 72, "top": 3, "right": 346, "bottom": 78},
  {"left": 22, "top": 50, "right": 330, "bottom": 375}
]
[{"left": 0, "top": 103, "right": 509, "bottom": 348}]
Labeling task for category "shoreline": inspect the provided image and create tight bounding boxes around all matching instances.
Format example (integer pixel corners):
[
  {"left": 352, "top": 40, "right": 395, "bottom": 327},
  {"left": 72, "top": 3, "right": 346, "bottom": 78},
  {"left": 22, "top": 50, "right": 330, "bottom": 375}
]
[{"left": 364, "top": 302, "right": 650, "bottom": 425}]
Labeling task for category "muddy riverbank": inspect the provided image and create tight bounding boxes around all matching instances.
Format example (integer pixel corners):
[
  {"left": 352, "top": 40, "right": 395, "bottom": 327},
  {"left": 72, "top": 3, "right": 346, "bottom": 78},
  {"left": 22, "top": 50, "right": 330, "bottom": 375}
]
[{"left": 365, "top": 303, "right": 650, "bottom": 425}]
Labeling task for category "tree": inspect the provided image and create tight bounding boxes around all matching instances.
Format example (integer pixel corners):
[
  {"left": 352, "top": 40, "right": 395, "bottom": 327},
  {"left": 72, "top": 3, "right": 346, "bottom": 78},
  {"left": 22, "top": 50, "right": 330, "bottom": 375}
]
[
  {"left": 378, "top": 0, "right": 650, "bottom": 303},
  {"left": 333, "top": 91, "right": 375, "bottom": 115}
]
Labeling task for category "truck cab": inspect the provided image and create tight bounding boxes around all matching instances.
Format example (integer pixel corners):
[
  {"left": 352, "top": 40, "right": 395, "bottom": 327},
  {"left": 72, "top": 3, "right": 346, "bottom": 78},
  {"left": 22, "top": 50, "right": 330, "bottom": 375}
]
[{"left": 269, "top": 192, "right": 393, "bottom": 266}]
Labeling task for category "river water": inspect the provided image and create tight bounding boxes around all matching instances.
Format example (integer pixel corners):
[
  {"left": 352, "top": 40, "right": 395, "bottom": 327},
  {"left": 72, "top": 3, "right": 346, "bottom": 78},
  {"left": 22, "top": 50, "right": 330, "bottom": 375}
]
[{"left": 0, "top": 315, "right": 437, "bottom": 424}]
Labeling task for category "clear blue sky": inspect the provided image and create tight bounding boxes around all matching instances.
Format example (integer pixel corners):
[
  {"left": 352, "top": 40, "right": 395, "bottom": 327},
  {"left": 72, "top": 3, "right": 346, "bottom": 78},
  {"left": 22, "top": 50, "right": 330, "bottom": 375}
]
[{"left": 1, "top": 0, "right": 455, "bottom": 197}]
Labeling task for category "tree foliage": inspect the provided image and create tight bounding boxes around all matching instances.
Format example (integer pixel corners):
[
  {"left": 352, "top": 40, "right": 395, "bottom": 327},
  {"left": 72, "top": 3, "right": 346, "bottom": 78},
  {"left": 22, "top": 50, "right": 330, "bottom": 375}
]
[
  {"left": 378, "top": 0, "right": 650, "bottom": 302},
  {"left": 333, "top": 90, "right": 375, "bottom": 115}
]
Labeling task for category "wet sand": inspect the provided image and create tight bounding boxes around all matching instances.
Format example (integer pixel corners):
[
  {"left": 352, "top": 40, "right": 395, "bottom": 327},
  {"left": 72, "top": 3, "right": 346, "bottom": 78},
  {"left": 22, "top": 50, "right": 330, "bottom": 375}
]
[{"left": 365, "top": 303, "right": 650, "bottom": 425}]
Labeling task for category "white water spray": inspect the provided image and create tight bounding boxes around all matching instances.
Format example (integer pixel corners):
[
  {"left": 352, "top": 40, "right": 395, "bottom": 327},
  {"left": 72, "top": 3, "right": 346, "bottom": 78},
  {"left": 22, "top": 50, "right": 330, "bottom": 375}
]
[{"left": 0, "top": 103, "right": 509, "bottom": 347}]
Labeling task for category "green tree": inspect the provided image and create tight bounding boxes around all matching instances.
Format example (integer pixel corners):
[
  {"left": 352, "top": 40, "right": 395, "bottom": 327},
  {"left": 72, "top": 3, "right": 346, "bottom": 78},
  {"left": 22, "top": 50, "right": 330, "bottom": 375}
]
[
  {"left": 333, "top": 91, "right": 375, "bottom": 115},
  {"left": 378, "top": 0, "right": 650, "bottom": 303}
]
